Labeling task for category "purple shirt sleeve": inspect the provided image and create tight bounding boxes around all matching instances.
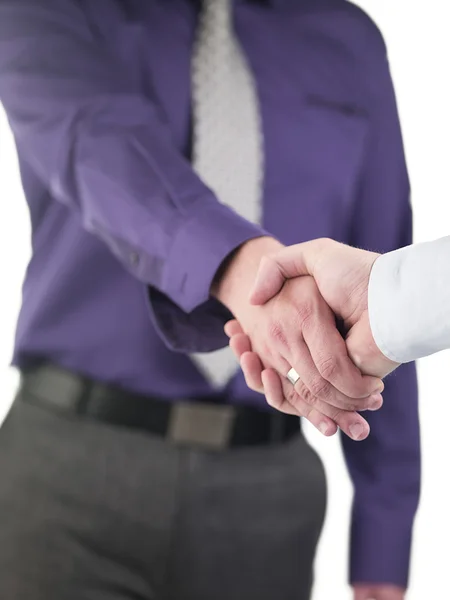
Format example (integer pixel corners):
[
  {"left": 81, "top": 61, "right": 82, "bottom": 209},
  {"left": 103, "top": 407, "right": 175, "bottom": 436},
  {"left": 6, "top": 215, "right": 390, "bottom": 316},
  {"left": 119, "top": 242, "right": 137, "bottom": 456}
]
[
  {"left": 0, "top": 0, "right": 265, "bottom": 350},
  {"left": 343, "top": 33, "right": 420, "bottom": 589}
]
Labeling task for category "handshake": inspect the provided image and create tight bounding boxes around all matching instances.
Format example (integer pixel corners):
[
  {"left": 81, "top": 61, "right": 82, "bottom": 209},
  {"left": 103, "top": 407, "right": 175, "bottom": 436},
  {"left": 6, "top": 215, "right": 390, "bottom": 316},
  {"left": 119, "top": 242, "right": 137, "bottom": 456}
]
[{"left": 213, "top": 236, "right": 400, "bottom": 442}]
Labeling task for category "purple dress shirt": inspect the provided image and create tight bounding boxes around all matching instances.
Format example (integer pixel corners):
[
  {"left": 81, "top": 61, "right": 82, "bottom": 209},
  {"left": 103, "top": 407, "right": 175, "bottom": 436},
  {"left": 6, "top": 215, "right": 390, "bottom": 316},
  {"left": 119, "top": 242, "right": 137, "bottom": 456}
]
[{"left": 0, "top": 0, "right": 420, "bottom": 589}]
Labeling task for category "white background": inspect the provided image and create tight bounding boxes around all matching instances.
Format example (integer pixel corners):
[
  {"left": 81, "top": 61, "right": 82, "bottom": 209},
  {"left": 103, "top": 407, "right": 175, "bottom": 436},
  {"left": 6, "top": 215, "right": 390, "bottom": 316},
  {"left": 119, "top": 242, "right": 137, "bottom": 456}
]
[{"left": 0, "top": 2, "right": 449, "bottom": 598}]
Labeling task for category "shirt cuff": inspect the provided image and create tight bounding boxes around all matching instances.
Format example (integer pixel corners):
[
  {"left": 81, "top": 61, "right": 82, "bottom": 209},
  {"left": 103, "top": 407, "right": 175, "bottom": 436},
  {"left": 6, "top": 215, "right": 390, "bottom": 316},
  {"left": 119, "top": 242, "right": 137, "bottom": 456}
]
[
  {"left": 148, "top": 290, "right": 233, "bottom": 353},
  {"left": 350, "top": 507, "right": 413, "bottom": 588},
  {"left": 368, "top": 237, "right": 450, "bottom": 363},
  {"left": 148, "top": 199, "right": 267, "bottom": 353}
]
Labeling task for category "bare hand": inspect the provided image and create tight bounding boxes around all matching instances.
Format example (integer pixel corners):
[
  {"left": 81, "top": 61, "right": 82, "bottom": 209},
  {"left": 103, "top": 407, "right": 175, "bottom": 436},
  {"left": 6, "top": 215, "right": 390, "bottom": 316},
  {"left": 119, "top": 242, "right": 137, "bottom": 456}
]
[
  {"left": 222, "top": 275, "right": 383, "bottom": 442},
  {"left": 249, "top": 238, "right": 399, "bottom": 379},
  {"left": 353, "top": 584, "right": 406, "bottom": 600},
  {"left": 214, "top": 238, "right": 384, "bottom": 441}
]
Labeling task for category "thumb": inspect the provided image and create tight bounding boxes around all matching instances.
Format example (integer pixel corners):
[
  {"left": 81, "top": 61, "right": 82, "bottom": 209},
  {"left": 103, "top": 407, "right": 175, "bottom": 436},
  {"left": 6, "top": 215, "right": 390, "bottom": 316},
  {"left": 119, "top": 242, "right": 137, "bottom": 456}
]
[{"left": 249, "top": 243, "right": 314, "bottom": 305}]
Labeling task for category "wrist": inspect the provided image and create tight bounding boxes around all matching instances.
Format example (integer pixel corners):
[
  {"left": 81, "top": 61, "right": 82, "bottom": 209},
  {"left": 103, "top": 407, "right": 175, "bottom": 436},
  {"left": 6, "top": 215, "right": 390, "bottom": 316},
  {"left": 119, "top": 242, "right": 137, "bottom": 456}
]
[
  {"left": 212, "top": 236, "right": 283, "bottom": 315},
  {"left": 347, "top": 310, "right": 399, "bottom": 378}
]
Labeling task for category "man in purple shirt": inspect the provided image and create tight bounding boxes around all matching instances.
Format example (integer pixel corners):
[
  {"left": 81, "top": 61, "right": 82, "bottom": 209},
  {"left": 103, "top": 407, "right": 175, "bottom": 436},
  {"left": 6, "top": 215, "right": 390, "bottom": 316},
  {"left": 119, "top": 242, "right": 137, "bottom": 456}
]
[{"left": 0, "top": 1, "right": 419, "bottom": 600}]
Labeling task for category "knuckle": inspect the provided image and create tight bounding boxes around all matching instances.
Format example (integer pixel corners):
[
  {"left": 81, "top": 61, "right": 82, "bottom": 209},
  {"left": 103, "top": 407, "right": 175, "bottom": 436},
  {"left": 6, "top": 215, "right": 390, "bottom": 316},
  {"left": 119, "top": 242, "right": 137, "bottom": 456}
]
[
  {"left": 309, "top": 376, "right": 331, "bottom": 400},
  {"left": 315, "top": 237, "right": 334, "bottom": 256},
  {"left": 329, "top": 407, "right": 345, "bottom": 423},
  {"left": 294, "top": 300, "right": 321, "bottom": 333},
  {"left": 268, "top": 321, "right": 287, "bottom": 347},
  {"left": 344, "top": 401, "right": 359, "bottom": 413},
  {"left": 281, "top": 382, "right": 302, "bottom": 410},
  {"left": 317, "top": 355, "right": 339, "bottom": 381},
  {"left": 285, "top": 386, "right": 299, "bottom": 406},
  {"left": 328, "top": 393, "right": 359, "bottom": 412},
  {"left": 294, "top": 381, "right": 317, "bottom": 407},
  {"left": 351, "top": 354, "right": 364, "bottom": 370},
  {"left": 318, "top": 237, "right": 333, "bottom": 248},
  {"left": 295, "top": 302, "right": 314, "bottom": 326}
]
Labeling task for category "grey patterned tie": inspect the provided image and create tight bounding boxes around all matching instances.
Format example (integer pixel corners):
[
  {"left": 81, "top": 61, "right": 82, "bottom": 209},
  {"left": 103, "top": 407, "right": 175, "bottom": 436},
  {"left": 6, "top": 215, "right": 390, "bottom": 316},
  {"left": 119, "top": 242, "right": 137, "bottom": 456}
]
[{"left": 190, "top": 0, "right": 264, "bottom": 389}]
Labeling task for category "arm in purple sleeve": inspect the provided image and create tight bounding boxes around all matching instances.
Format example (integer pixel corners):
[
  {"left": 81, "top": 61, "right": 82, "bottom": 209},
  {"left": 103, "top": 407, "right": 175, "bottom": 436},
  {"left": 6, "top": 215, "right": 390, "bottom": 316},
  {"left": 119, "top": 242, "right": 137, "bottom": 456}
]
[
  {"left": 0, "top": 0, "right": 265, "bottom": 351},
  {"left": 342, "top": 29, "right": 420, "bottom": 589}
]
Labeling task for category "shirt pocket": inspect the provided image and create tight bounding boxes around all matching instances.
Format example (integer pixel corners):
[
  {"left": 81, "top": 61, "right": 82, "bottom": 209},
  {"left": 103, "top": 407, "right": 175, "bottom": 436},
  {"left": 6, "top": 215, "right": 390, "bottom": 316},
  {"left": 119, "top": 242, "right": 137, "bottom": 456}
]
[{"left": 264, "top": 95, "right": 370, "bottom": 244}]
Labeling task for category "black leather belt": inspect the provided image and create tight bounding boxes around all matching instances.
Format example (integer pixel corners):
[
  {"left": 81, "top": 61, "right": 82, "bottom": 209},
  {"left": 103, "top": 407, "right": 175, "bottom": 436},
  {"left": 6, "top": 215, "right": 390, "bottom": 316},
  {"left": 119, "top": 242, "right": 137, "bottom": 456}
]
[{"left": 18, "top": 364, "right": 300, "bottom": 449}]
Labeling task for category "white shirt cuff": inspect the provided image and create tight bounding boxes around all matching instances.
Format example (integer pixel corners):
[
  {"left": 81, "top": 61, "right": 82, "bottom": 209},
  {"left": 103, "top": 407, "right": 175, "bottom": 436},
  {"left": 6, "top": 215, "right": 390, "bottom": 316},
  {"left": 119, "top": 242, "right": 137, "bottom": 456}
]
[{"left": 368, "top": 236, "right": 450, "bottom": 363}]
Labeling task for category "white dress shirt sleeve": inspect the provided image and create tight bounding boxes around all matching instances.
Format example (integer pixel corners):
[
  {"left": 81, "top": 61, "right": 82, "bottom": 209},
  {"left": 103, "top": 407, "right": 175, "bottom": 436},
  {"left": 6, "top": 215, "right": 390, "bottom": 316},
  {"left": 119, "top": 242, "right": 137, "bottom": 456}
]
[{"left": 368, "top": 236, "right": 450, "bottom": 363}]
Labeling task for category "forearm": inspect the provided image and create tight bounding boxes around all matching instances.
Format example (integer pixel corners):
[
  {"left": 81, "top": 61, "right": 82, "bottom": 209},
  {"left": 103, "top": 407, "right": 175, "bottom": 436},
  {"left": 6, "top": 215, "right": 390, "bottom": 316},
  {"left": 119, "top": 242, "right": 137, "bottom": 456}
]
[
  {"left": 0, "top": 0, "right": 265, "bottom": 318},
  {"left": 369, "top": 236, "right": 450, "bottom": 363}
]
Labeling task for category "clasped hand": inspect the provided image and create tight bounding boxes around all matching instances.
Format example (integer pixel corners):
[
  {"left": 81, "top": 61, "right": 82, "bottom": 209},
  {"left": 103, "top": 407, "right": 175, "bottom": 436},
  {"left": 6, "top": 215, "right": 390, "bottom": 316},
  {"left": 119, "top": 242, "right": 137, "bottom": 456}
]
[{"left": 219, "top": 238, "right": 399, "bottom": 441}]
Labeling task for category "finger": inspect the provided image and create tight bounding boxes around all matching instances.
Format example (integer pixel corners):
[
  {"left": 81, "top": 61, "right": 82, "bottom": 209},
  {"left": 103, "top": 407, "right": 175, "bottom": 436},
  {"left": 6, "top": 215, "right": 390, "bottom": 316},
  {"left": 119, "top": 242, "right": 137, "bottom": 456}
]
[
  {"left": 250, "top": 242, "right": 320, "bottom": 305},
  {"left": 353, "top": 586, "right": 403, "bottom": 600},
  {"left": 370, "top": 586, "right": 405, "bottom": 600},
  {"left": 224, "top": 320, "right": 244, "bottom": 338},
  {"left": 227, "top": 318, "right": 373, "bottom": 439},
  {"left": 272, "top": 352, "right": 371, "bottom": 441},
  {"left": 230, "top": 335, "right": 374, "bottom": 416},
  {"left": 283, "top": 376, "right": 371, "bottom": 441},
  {"left": 263, "top": 367, "right": 371, "bottom": 442},
  {"left": 262, "top": 368, "right": 338, "bottom": 426},
  {"left": 353, "top": 587, "right": 371, "bottom": 600},
  {"left": 280, "top": 337, "right": 383, "bottom": 413},
  {"left": 240, "top": 351, "right": 265, "bottom": 394},
  {"left": 249, "top": 255, "right": 288, "bottom": 306},
  {"left": 264, "top": 349, "right": 371, "bottom": 440},
  {"left": 302, "top": 311, "right": 384, "bottom": 400},
  {"left": 229, "top": 333, "right": 252, "bottom": 359}
]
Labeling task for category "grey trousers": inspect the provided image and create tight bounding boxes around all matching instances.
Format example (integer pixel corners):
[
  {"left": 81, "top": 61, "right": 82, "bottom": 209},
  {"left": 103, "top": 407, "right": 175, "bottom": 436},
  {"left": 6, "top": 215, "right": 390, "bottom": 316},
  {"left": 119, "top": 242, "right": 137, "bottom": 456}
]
[{"left": 0, "top": 395, "right": 327, "bottom": 600}]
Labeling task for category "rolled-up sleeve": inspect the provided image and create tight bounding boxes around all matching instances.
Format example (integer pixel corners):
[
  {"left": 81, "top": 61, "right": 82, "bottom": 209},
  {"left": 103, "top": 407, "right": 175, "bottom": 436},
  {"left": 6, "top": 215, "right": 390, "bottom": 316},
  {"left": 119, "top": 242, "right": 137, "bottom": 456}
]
[{"left": 0, "top": 0, "right": 265, "bottom": 351}]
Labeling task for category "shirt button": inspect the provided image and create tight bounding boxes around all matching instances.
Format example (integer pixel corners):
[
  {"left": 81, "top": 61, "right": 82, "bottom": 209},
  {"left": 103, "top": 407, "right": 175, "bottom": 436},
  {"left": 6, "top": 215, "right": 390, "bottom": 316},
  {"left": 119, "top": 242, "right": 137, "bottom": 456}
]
[{"left": 129, "top": 251, "right": 140, "bottom": 267}]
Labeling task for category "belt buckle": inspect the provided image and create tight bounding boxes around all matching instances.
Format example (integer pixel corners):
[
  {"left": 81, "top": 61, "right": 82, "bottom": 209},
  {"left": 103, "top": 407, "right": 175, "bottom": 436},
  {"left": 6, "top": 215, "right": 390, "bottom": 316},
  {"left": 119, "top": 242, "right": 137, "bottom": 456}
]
[{"left": 168, "top": 402, "right": 235, "bottom": 449}]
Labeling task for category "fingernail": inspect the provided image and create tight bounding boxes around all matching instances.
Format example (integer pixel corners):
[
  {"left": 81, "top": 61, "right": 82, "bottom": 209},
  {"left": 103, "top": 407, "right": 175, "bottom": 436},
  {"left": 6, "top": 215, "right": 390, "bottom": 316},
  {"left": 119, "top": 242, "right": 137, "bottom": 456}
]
[
  {"left": 349, "top": 423, "right": 364, "bottom": 440},
  {"left": 319, "top": 422, "right": 329, "bottom": 435},
  {"left": 368, "top": 393, "right": 383, "bottom": 411}
]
